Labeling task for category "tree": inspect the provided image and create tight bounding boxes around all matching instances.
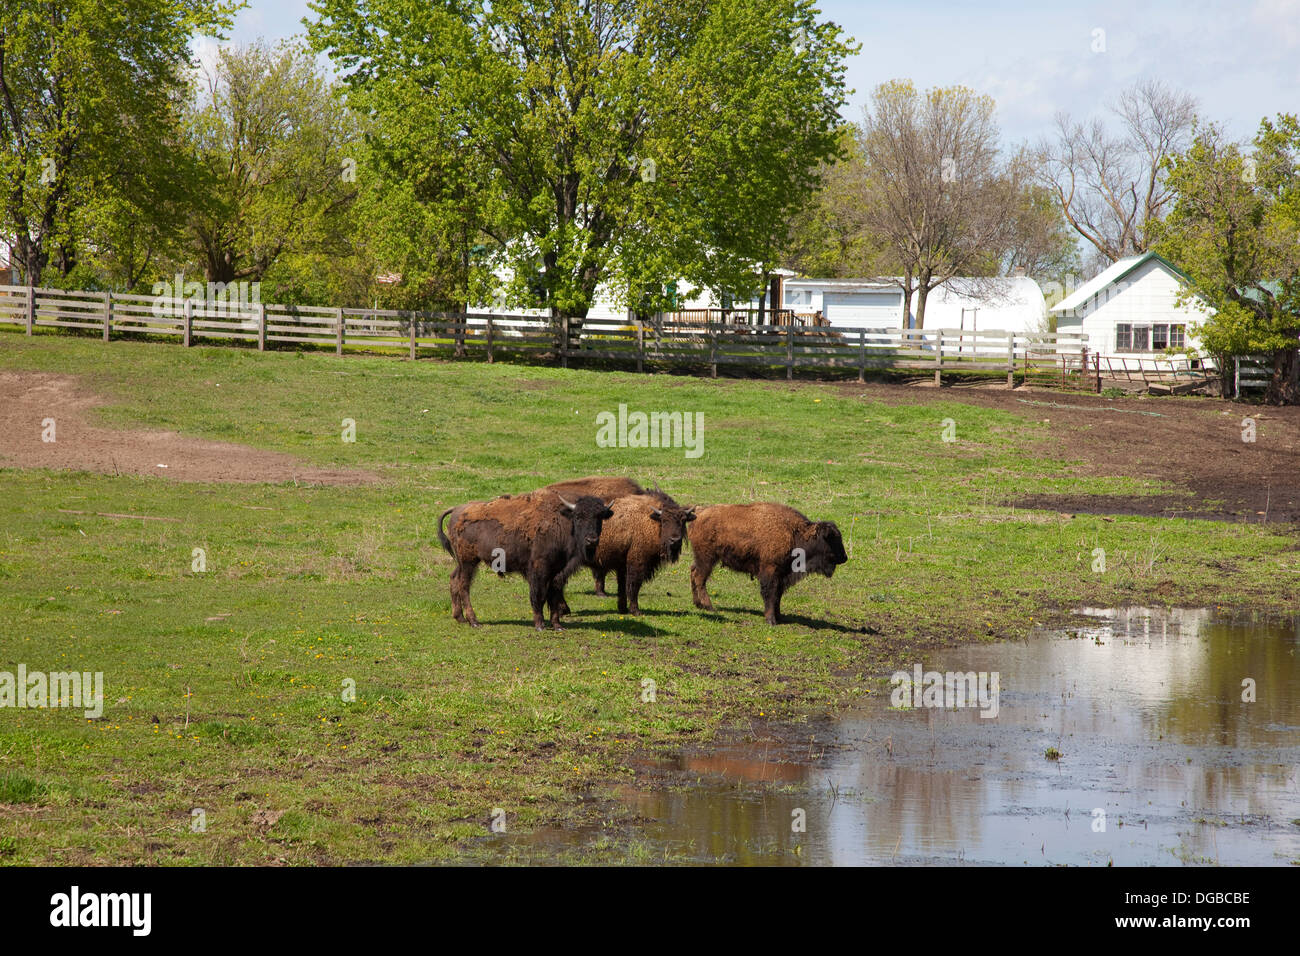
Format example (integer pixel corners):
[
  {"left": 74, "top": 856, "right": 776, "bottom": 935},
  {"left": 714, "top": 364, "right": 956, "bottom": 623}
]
[
  {"left": 780, "top": 126, "right": 894, "bottom": 278},
  {"left": 1038, "top": 78, "right": 1197, "bottom": 264},
  {"left": 1154, "top": 115, "right": 1300, "bottom": 404},
  {"left": 855, "top": 80, "right": 1020, "bottom": 329},
  {"left": 306, "top": 0, "right": 852, "bottom": 328},
  {"left": 184, "top": 41, "right": 360, "bottom": 290},
  {"left": 0, "top": 0, "right": 235, "bottom": 287},
  {"left": 638, "top": 0, "right": 854, "bottom": 320}
]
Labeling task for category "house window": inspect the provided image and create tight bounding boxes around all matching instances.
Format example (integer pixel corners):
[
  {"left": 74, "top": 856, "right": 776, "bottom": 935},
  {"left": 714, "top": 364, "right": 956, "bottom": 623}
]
[{"left": 1116, "top": 322, "right": 1187, "bottom": 352}]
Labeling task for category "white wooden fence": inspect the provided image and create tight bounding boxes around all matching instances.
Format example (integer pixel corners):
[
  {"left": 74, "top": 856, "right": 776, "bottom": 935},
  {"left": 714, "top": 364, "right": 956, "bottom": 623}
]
[{"left": 0, "top": 284, "right": 1089, "bottom": 384}]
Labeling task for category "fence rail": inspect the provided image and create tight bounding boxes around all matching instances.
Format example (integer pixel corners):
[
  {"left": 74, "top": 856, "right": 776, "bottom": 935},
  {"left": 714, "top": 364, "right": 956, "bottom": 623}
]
[{"left": 0, "top": 284, "right": 1090, "bottom": 383}]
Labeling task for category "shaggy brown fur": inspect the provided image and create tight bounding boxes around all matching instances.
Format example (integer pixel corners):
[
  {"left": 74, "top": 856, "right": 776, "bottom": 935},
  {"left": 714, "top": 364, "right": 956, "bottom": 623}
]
[
  {"left": 590, "top": 494, "right": 696, "bottom": 614},
  {"left": 438, "top": 490, "right": 612, "bottom": 630},
  {"left": 540, "top": 475, "right": 674, "bottom": 598},
  {"left": 688, "top": 503, "right": 848, "bottom": 625},
  {"left": 544, "top": 476, "right": 646, "bottom": 504}
]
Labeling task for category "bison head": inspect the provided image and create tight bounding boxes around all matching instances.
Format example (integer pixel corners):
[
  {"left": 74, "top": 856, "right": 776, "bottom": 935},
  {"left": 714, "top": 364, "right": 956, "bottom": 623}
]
[
  {"left": 557, "top": 494, "right": 614, "bottom": 563},
  {"left": 649, "top": 503, "right": 696, "bottom": 562},
  {"left": 799, "top": 520, "right": 848, "bottom": 577}
]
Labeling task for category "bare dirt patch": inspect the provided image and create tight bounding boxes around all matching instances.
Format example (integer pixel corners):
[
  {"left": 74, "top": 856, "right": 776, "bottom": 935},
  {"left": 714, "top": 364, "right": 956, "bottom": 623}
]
[
  {"left": 834, "top": 381, "right": 1300, "bottom": 523},
  {"left": 0, "top": 371, "right": 376, "bottom": 485}
]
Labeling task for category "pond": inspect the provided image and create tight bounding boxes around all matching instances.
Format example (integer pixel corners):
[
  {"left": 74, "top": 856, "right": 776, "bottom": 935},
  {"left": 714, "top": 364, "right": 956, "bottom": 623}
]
[{"left": 498, "top": 607, "right": 1300, "bottom": 865}]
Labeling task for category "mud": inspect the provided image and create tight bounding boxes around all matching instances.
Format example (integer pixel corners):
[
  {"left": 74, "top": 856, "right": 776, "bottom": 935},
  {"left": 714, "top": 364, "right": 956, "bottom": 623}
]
[{"left": 0, "top": 371, "right": 375, "bottom": 485}]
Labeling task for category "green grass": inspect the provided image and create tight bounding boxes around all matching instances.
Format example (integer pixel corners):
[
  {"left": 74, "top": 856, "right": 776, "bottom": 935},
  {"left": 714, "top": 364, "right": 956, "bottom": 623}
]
[{"left": 0, "top": 332, "right": 1294, "bottom": 864}]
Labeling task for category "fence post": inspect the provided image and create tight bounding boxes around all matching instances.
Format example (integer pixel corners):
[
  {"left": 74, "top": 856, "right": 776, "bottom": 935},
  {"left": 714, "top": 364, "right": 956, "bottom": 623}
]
[
  {"left": 561, "top": 316, "right": 569, "bottom": 368},
  {"left": 257, "top": 302, "right": 266, "bottom": 351},
  {"left": 934, "top": 332, "right": 943, "bottom": 387},
  {"left": 409, "top": 315, "right": 416, "bottom": 361},
  {"left": 1094, "top": 352, "right": 1101, "bottom": 393},
  {"left": 25, "top": 285, "right": 34, "bottom": 335},
  {"left": 786, "top": 325, "right": 793, "bottom": 381},
  {"left": 335, "top": 307, "right": 344, "bottom": 356},
  {"left": 1079, "top": 345, "right": 1088, "bottom": 389},
  {"left": 485, "top": 315, "right": 494, "bottom": 364},
  {"left": 102, "top": 291, "right": 111, "bottom": 343},
  {"left": 183, "top": 298, "right": 193, "bottom": 347},
  {"left": 709, "top": 321, "right": 717, "bottom": 378},
  {"left": 1006, "top": 335, "right": 1015, "bottom": 388},
  {"left": 858, "top": 329, "right": 866, "bottom": 383},
  {"left": 636, "top": 321, "right": 644, "bottom": 373}
]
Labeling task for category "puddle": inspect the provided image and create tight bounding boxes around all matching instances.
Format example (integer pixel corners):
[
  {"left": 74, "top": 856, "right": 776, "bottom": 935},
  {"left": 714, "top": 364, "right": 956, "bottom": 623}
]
[{"left": 497, "top": 607, "right": 1300, "bottom": 865}]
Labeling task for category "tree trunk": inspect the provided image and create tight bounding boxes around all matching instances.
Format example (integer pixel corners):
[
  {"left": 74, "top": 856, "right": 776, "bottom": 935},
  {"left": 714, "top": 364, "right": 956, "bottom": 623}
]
[
  {"left": 1265, "top": 347, "right": 1300, "bottom": 405},
  {"left": 899, "top": 269, "right": 915, "bottom": 333},
  {"left": 914, "top": 284, "right": 930, "bottom": 330}
]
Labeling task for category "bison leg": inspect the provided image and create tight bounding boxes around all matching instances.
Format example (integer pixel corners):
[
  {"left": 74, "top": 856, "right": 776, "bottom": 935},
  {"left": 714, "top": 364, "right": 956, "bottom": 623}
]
[
  {"left": 527, "top": 569, "right": 550, "bottom": 631},
  {"left": 451, "top": 559, "right": 481, "bottom": 627},
  {"left": 758, "top": 569, "right": 782, "bottom": 625},
  {"left": 615, "top": 568, "right": 629, "bottom": 615},
  {"left": 690, "top": 557, "right": 716, "bottom": 611},
  {"left": 547, "top": 582, "right": 567, "bottom": 630},
  {"left": 592, "top": 568, "right": 609, "bottom": 598},
  {"left": 625, "top": 564, "right": 646, "bottom": 616}
]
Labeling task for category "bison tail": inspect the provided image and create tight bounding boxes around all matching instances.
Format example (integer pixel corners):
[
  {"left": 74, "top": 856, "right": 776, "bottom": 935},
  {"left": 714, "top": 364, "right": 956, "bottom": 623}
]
[{"left": 437, "top": 507, "right": 456, "bottom": 554}]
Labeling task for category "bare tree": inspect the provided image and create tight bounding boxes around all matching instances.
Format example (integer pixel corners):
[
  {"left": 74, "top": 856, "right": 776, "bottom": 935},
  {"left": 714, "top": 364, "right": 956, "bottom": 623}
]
[
  {"left": 1037, "top": 78, "right": 1197, "bottom": 263},
  {"left": 856, "top": 80, "right": 1020, "bottom": 329}
]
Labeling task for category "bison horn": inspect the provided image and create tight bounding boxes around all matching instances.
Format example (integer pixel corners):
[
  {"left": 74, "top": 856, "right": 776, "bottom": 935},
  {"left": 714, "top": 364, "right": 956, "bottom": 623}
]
[
  {"left": 650, "top": 506, "right": 662, "bottom": 517},
  {"left": 556, "top": 494, "right": 577, "bottom": 511}
]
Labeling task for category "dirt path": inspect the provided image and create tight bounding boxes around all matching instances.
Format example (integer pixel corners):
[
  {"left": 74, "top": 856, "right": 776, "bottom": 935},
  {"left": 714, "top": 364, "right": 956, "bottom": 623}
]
[
  {"left": 0, "top": 371, "right": 376, "bottom": 485},
  {"left": 835, "top": 381, "right": 1300, "bottom": 523}
]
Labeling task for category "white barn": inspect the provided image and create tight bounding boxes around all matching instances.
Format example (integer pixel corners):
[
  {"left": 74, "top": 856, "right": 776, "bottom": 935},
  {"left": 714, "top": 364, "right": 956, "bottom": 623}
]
[
  {"left": 473, "top": 269, "right": 1048, "bottom": 337},
  {"left": 1050, "top": 252, "right": 1213, "bottom": 365},
  {"left": 781, "top": 276, "right": 1047, "bottom": 333}
]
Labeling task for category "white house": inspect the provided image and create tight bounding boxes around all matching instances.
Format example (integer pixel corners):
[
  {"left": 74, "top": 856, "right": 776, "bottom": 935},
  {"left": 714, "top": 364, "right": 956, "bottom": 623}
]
[{"left": 1050, "top": 252, "right": 1213, "bottom": 366}]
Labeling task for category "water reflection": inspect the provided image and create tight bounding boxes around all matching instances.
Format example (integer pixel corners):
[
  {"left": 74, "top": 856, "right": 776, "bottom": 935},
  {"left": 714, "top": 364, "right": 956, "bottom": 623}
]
[{"left": 512, "top": 608, "right": 1300, "bottom": 865}]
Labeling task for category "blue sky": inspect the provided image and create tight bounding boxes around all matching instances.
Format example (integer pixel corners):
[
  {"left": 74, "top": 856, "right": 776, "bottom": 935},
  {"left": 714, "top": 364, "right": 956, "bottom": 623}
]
[{"left": 206, "top": 0, "right": 1300, "bottom": 143}]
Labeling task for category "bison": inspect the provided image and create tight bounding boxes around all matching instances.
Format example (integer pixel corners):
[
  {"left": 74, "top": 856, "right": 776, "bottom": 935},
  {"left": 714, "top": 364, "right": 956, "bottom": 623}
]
[
  {"left": 540, "top": 476, "right": 674, "bottom": 598},
  {"left": 687, "top": 503, "right": 848, "bottom": 625},
  {"left": 437, "top": 491, "right": 613, "bottom": 630},
  {"left": 588, "top": 494, "right": 696, "bottom": 614}
]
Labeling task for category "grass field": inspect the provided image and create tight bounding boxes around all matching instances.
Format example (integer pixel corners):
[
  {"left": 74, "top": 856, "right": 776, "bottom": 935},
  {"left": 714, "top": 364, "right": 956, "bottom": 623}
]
[{"left": 0, "top": 333, "right": 1294, "bottom": 864}]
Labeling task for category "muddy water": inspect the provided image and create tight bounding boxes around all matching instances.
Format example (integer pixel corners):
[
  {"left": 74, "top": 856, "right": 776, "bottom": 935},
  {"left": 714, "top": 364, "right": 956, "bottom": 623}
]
[{"left": 512, "top": 607, "right": 1300, "bottom": 865}]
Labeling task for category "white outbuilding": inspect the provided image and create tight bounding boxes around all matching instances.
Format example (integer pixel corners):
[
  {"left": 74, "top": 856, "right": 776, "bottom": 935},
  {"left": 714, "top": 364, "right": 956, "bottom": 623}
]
[
  {"left": 781, "top": 275, "right": 1047, "bottom": 334},
  {"left": 1050, "top": 252, "right": 1213, "bottom": 363}
]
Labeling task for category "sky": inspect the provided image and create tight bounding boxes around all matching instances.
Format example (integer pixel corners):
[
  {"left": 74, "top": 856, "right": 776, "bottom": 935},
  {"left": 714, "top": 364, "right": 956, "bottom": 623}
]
[{"left": 203, "top": 0, "right": 1300, "bottom": 145}]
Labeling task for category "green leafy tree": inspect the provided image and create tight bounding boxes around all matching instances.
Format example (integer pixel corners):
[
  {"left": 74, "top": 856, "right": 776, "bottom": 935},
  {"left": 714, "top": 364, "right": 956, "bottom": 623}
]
[
  {"left": 307, "top": 0, "right": 852, "bottom": 328},
  {"left": 0, "top": 0, "right": 236, "bottom": 287},
  {"left": 184, "top": 40, "right": 360, "bottom": 294},
  {"left": 1154, "top": 115, "right": 1300, "bottom": 403},
  {"left": 781, "top": 127, "right": 895, "bottom": 279}
]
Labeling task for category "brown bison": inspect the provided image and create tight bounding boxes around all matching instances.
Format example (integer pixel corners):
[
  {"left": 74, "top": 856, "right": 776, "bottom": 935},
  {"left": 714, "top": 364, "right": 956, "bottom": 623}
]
[
  {"left": 688, "top": 503, "right": 848, "bottom": 625},
  {"left": 589, "top": 494, "right": 696, "bottom": 614},
  {"left": 541, "top": 476, "right": 674, "bottom": 598},
  {"left": 437, "top": 491, "right": 613, "bottom": 630}
]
